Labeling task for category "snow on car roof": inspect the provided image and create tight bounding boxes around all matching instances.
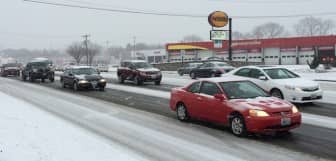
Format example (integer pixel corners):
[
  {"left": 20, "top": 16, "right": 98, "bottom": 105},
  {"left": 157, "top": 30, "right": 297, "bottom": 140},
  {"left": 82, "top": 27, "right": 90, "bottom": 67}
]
[
  {"left": 199, "top": 76, "right": 249, "bottom": 83},
  {"left": 239, "top": 65, "right": 288, "bottom": 70},
  {"left": 68, "top": 65, "right": 94, "bottom": 69}
]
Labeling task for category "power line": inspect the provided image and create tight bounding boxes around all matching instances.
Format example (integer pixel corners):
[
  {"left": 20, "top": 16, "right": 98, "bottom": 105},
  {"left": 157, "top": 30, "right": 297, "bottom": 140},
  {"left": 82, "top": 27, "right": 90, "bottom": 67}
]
[
  {"left": 23, "top": 0, "right": 336, "bottom": 19},
  {"left": 23, "top": 0, "right": 205, "bottom": 18}
]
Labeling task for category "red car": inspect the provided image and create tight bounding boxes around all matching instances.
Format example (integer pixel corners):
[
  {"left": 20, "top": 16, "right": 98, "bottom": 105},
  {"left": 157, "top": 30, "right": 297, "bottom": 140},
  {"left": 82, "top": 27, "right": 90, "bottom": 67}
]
[{"left": 170, "top": 77, "right": 301, "bottom": 136}]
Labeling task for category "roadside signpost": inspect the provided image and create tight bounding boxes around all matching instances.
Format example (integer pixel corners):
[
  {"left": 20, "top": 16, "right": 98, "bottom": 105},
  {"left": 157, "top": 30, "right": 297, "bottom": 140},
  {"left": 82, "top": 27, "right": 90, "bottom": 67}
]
[{"left": 208, "top": 11, "right": 232, "bottom": 60}]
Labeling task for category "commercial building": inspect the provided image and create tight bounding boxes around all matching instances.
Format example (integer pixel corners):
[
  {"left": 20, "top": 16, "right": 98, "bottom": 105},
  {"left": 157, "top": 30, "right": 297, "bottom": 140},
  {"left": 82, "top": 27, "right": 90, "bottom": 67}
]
[
  {"left": 166, "top": 35, "right": 336, "bottom": 65},
  {"left": 135, "top": 49, "right": 166, "bottom": 64}
]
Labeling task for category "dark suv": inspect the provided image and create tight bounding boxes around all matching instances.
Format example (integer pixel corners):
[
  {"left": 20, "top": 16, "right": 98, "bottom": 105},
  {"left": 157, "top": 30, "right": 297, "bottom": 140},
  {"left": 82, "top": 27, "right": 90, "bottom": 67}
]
[
  {"left": 1, "top": 63, "right": 21, "bottom": 77},
  {"left": 21, "top": 59, "right": 55, "bottom": 82},
  {"left": 117, "top": 60, "right": 162, "bottom": 85},
  {"left": 60, "top": 66, "right": 106, "bottom": 91}
]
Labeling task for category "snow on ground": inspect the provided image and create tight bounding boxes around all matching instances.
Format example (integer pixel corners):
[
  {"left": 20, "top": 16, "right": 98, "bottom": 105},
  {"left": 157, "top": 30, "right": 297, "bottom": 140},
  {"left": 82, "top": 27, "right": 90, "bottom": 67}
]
[
  {"left": 0, "top": 91, "right": 148, "bottom": 161},
  {"left": 317, "top": 90, "right": 336, "bottom": 104},
  {"left": 302, "top": 113, "right": 336, "bottom": 130},
  {"left": 278, "top": 65, "right": 336, "bottom": 81}
]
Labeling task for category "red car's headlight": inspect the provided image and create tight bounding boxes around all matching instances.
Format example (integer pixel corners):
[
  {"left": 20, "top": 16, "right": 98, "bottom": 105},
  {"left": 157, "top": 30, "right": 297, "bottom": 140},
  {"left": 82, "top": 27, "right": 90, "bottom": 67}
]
[
  {"left": 249, "top": 109, "right": 270, "bottom": 117},
  {"left": 292, "top": 105, "right": 299, "bottom": 113}
]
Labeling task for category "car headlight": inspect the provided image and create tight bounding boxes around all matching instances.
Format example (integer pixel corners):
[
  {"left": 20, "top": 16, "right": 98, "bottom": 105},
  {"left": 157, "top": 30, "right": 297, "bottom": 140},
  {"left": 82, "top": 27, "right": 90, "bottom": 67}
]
[
  {"left": 285, "top": 85, "right": 302, "bottom": 91},
  {"left": 78, "top": 80, "right": 88, "bottom": 84},
  {"left": 249, "top": 109, "right": 270, "bottom": 117},
  {"left": 292, "top": 105, "right": 299, "bottom": 113},
  {"left": 99, "top": 79, "right": 106, "bottom": 82},
  {"left": 139, "top": 71, "right": 147, "bottom": 76}
]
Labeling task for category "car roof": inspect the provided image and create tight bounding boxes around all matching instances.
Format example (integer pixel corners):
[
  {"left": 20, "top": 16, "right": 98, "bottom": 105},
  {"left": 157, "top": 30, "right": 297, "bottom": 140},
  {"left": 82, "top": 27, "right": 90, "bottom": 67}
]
[
  {"left": 68, "top": 65, "right": 94, "bottom": 69},
  {"left": 198, "top": 76, "right": 249, "bottom": 83},
  {"left": 30, "top": 57, "right": 51, "bottom": 63},
  {"left": 238, "top": 65, "right": 286, "bottom": 70}
]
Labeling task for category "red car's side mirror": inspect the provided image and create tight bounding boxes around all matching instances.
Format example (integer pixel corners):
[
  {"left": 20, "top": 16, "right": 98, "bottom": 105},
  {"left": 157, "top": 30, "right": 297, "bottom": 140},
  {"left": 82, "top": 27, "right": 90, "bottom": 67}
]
[{"left": 214, "top": 94, "right": 226, "bottom": 101}]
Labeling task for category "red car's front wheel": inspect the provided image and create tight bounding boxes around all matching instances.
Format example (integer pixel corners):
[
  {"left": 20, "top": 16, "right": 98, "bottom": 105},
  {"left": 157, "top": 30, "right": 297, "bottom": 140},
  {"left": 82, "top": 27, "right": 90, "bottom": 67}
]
[
  {"left": 176, "top": 103, "right": 189, "bottom": 122},
  {"left": 230, "top": 115, "right": 247, "bottom": 137}
]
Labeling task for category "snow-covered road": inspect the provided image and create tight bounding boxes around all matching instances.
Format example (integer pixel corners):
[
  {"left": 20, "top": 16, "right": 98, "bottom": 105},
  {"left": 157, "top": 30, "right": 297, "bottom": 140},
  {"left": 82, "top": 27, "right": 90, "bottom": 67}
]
[{"left": 0, "top": 77, "right": 331, "bottom": 161}]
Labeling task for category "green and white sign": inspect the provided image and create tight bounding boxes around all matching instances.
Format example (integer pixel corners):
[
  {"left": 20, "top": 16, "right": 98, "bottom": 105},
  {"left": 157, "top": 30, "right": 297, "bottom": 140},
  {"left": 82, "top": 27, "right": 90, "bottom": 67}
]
[{"left": 210, "top": 30, "right": 228, "bottom": 40}]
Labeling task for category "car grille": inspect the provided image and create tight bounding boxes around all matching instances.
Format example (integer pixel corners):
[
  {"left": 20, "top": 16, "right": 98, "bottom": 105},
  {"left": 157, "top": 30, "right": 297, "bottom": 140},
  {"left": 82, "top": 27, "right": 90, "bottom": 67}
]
[
  {"left": 271, "top": 111, "right": 291, "bottom": 116},
  {"left": 37, "top": 68, "right": 48, "bottom": 73},
  {"left": 301, "top": 87, "right": 319, "bottom": 92},
  {"left": 302, "top": 96, "right": 322, "bottom": 101},
  {"left": 225, "top": 69, "right": 233, "bottom": 72},
  {"left": 146, "top": 71, "right": 159, "bottom": 75}
]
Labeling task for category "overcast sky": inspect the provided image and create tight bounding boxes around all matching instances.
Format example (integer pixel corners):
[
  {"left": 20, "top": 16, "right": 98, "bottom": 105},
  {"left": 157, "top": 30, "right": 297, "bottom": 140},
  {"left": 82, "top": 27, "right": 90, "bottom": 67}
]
[{"left": 0, "top": 0, "right": 335, "bottom": 50}]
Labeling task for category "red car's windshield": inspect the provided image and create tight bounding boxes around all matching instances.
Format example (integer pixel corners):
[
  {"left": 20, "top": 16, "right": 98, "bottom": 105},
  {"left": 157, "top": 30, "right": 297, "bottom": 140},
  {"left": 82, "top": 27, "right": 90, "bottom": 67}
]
[{"left": 220, "top": 81, "right": 269, "bottom": 99}]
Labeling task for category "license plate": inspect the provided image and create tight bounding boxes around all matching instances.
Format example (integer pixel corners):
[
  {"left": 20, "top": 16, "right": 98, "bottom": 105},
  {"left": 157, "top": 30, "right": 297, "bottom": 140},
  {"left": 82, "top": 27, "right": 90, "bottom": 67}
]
[
  {"left": 281, "top": 118, "right": 291, "bottom": 126},
  {"left": 151, "top": 75, "right": 156, "bottom": 79},
  {"left": 311, "top": 94, "right": 318, "bottom": 99},
  {"left": 91, "top": 81, "right": 97, "bottom": 87}
]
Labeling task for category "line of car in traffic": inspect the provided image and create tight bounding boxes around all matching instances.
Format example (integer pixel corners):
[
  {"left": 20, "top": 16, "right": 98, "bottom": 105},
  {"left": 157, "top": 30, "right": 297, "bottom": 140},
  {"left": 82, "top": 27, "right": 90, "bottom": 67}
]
[
  {"left": 1, "top": 58, "right": 325, "bottom": 137},
  {"left": 1, "top": 58, "right": 107, "bottom": 91}
]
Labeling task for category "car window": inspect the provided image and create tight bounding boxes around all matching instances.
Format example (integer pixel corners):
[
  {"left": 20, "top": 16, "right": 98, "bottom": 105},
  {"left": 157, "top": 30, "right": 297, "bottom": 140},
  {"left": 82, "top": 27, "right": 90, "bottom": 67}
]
[
  {"left": 264, "top": 68, "right": 300, "bottom": 79},
  {"left": 220, "top": 81, "right": 269, "bottom": 99},
  {"left": 200, "top": 82, "right": 221, "bottom": 96},
  {"left": 213, "top": 62, "right": 230, "bottom": 67},
  {"left": 234, "top": 68, "right": 251, "bottom": 77},
  {"left": 64, "top": 69, "right": 69, "bottom": 75},
  {"left": 192, "top": 63, "right": 202, "bottom": 68},
  {"left": 249, "top": 69, "right": 265, "bottom": 79},
  {"left": 187, "top": 82, "right": 201, "bottom": 93},
  {"left": 207, "top": 63, "right": 215, "bottom": 68},
  {"left": 134, "top": 62, "right": 153, "bottom": 69},
  {"left": 198, "top": 63, "right": 207, "bottom": 68},
  {"left": 72, "top": 68, "right": 98, "bottom": 75},
  {"left": 121, "top": 62, "right": 131, "bottom": 68}
]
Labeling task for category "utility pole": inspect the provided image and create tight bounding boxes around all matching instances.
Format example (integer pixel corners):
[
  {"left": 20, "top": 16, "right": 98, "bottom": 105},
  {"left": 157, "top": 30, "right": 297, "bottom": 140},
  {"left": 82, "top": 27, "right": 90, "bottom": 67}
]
[
  {"left": 133, "top": 36, "right": 136, "bottom": 59},
  {"left": 82, "top": 34, "right": 90, "bottom": 66},
  {"left": 228, "top": 18, "right": 232, "bottom": 61},
  {"left": 105, "top": 41, "right": 110, "bottom": 65}
]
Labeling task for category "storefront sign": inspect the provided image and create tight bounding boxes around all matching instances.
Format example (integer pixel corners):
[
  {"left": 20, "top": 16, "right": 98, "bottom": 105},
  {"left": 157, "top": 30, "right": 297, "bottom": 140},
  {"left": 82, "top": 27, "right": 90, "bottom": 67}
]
[
  {"left": 210, "top": 30, "right": 228, "bottom": 40},
  {"left": 208, "top": 11, "right": 229, "bottom": 28}
]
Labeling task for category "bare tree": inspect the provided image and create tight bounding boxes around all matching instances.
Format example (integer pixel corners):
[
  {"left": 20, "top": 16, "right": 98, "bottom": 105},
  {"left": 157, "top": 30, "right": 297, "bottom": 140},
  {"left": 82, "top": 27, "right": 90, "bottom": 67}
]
[
  {"left": 182, "top": 34, "right": 203, "bottom": 42},
  {"left": 294, "top": 16, "right": 335, "bottom": 36},
  {"left": 87, "top": 42, "right": 101, "bottom": 66},
  {"left": 66, "top": 42, "right": 85, "bottom": 64},
  {"left": 252, "top": 22, "right": 285, "bottom": 39}
]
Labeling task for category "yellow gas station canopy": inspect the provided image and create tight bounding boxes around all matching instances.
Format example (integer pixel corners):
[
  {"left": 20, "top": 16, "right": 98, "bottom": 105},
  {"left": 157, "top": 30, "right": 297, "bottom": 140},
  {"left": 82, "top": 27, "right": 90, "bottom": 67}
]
[{"left": 167, "top": 45, "right": 208, "bottom": 50}]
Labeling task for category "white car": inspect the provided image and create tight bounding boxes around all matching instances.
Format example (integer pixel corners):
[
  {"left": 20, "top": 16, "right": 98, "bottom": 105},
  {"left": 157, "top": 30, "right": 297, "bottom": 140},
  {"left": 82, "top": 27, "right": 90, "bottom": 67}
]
[{"left": 227, "top": 66, "right": 323, "bottom": 103}]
